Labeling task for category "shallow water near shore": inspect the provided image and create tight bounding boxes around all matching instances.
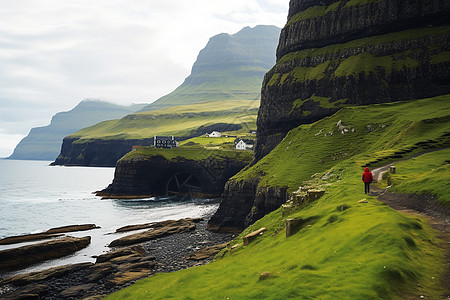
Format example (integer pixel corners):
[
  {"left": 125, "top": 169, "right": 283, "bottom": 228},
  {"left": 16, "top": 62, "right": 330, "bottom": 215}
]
[{"left": 0, "top": 159, "right": 220, "bottom": 277}]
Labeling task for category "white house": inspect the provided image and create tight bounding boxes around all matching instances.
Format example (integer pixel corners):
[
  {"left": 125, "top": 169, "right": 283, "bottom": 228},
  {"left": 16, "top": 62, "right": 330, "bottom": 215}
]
[
  {"left": 236, "top": 139, "right": 255, "bottom": 150},
  {"left": 206, "top": 131, "right": 222, "bottom": 138}
]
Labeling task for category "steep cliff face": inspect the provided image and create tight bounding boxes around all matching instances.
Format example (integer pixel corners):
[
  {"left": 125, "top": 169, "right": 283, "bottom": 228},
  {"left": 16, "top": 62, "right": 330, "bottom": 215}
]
[
  {"left": 209, "top": 0, "right": 450, "bottom": 231},
  {"left": 52, "top": 138, "right": 154, "bottom": 167},
  {"left": 52, "top": 122, "right": 245, "bottom": 167},
  {"left": 99, "top": 149, "right": 253, "bottom": 198},
  {"left": 139, "top": 25, "right": 281, "bottom": 111},
  {"left": 255, "top": 0, "right": 450, "bottom": 160}
]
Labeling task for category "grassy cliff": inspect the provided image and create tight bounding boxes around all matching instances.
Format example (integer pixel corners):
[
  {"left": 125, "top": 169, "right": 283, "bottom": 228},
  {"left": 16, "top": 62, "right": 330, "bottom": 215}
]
[{"left": 107, "top": 95, "right": 449, "bottom": 299}]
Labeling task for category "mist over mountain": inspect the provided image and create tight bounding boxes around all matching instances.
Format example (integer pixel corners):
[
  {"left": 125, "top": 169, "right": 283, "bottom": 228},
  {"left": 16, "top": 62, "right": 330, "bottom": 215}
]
[
  {"left": 140, "top": 25, "right": 281, "bottom": 111},
  {"left": 7, "top": 100, "right": 146, "bottom": 161}
]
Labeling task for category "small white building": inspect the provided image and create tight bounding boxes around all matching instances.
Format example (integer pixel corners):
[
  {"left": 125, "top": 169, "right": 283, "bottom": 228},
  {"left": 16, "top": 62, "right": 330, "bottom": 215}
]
[
  {"left": 236, "top": 139, "right": 255, "bottom": 150},
  {"left": 206, "top": 131, "right": 222, "bottom": 138}
]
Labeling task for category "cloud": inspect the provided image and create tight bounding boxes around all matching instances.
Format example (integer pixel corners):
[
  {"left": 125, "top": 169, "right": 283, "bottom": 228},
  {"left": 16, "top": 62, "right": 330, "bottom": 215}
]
[{"left": 0, "top": 0, "right": 289, "bottom": 157}]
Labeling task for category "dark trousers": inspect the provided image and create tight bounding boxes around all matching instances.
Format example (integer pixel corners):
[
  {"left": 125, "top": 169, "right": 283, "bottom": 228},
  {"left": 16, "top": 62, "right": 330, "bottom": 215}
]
[{"left": 364, "top": 182, "right": 371, "bottom": 194}]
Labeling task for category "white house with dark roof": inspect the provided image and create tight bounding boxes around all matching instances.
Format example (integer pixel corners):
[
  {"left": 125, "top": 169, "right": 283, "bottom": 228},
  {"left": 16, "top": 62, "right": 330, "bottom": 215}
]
[
  {"left": 236, "top": 139, "right": 255, "bottom": 150},
  {"left": 205, "top": 131, "right": 222, "bottom": 138}
]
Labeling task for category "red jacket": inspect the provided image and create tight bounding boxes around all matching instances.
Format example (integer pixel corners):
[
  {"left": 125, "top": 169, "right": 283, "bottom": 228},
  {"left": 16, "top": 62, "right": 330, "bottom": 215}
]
[{"left": 362, "top": 167, "right": 373, "bottom": 183}]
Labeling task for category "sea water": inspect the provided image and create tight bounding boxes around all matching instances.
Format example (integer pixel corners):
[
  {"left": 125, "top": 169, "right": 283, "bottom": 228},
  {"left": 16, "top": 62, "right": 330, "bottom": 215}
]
[{"left": 0, "top": 159, "right": 219, "bottom": 276}]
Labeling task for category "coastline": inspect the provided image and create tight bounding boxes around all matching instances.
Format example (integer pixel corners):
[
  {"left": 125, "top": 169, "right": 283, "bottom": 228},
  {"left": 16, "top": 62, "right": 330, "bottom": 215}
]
[{"left": 0, "top": 209, "right": 236, "bottom": 299}]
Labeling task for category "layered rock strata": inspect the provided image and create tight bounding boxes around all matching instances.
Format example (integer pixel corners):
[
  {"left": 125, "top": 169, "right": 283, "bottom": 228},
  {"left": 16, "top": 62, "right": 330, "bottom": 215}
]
[{"left": 209, "top": 0, "right": 450, "bottom": 231}]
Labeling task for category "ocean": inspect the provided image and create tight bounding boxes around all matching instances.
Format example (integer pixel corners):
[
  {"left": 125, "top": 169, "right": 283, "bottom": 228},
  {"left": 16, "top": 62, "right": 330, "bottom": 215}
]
[{"left": 0, "top": 159, "right": 219, "bottom": 276}]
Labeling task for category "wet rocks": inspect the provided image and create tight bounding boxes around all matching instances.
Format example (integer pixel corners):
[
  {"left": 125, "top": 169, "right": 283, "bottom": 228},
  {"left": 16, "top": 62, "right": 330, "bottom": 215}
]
[
  {"left": 0, "top": 236, "right": 91, "bottom": 271},
  {"left": 185, "top": 242, "right": 229, "bottom": 261},
  {"left": 0, "top": 216, "right": 235, "bottom": 299},
  {"left": 0, "top": 224, "right": 99, "bottom": 246},
  {"left": 109, "top": 218, "right": 198, "bottom": 247}
]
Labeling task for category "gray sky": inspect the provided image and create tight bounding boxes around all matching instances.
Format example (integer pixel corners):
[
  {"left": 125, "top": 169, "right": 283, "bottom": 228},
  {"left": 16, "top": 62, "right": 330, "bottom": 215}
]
[{"left": 0, "top": 0, "right": 289, "bottom": 158}]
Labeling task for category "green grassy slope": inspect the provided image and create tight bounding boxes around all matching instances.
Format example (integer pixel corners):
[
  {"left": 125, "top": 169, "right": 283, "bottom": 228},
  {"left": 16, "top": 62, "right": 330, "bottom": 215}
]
[
  {"left": 107, "top": 95, "right": 449, "bottom": 299},
  {"left": 384, "top": 148, "right": 450, "bottom": 206},
  {"left": 68, "top": 100, "right": 259, "bottom": 142}
]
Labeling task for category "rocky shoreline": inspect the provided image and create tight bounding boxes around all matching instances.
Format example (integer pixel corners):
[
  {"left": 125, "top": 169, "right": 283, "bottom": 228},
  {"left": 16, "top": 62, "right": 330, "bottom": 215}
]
[{"left": 0, "top": 213, "right": 236, "bottom": 299}]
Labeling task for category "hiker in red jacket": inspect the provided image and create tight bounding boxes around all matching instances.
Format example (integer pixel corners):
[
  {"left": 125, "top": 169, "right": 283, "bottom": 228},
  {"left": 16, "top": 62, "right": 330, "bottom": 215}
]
[{"left": 362, "top": 167, "right": 373, "bottom": 194}]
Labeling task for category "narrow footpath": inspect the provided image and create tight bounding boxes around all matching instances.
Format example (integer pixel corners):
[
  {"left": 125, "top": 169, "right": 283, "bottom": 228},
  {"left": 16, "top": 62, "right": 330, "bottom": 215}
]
[{"left": 370, "top": 164, "right": 450, "bottom": 298}]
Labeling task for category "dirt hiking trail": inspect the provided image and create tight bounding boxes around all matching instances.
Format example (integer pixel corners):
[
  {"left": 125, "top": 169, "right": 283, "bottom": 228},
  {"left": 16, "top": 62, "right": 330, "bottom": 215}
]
[{"left": 370, "top": 162, "right": 449, "bottom": 298}]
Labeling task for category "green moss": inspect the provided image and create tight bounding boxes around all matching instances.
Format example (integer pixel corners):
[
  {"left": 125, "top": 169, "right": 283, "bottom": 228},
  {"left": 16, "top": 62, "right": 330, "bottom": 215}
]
[
  {"left": 286, "top": 6, "right": 327, "bottom": 26},
  {"left": 334, "top": 52, "right": 420, "bottom": 77},
  {"left": 286, "top": 1, "right": 341, "bottom": 26},
  {"left": 267, "top": 73, "right": 281, "bottom": 86},
  {"left": 385, "top": 148, "right": 450, "bottom": 206},
  {"left": 278, "top": 26, "right": 450, "bottom": 65},
  {"left": 293, "top": 95, "right": 349, "bottom": 110},
  {"left": 345, "top": 0, "right": 382, "bottom": 7},
  {"left": 430, "top": 51, "right": 450, "bottom": 64},
  {"left": 122, "top": 147, "right": 253, "bottom": 163},
  {"left": 290, "top": 61, "right": 330, "bottom": 83}
]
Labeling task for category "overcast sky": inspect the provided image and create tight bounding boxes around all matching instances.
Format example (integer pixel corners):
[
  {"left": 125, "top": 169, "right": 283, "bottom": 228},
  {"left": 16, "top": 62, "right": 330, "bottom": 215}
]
[{"left": 0, "top": 0, "right": 289, "bottom": 158}]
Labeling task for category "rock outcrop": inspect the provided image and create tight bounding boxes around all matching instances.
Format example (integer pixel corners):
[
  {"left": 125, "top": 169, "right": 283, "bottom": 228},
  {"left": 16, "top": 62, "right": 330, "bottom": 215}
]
[
  {"left": 0, "top": 236, "right": 91, "bottom": 271},
  {"left": 99, "top": 149, "right": 252, "bottom": 198},
  {"left": 209, "top": 0, "right": 450, "bottom": 232},
  {"left": 108, "top": 218, "right": 198, "bottom": 247}
]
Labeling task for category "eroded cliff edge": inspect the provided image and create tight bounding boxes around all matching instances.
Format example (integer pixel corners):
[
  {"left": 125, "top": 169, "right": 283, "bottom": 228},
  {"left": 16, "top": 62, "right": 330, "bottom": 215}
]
[
  {"left": 99, "top": 148, "right": 253, "bottom": 199},
  {"left": 208, "top": 0, "right": 450, "bottom": 231}
]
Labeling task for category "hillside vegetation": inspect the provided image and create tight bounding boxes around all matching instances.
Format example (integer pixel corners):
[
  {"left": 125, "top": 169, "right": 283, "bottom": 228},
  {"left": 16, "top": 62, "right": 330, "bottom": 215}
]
[
  {"left": 68, "top": 100, "right": 259, "bottom": 142},
  {"left": 107, "top": 95, "right": 450, "bottom": 299}
]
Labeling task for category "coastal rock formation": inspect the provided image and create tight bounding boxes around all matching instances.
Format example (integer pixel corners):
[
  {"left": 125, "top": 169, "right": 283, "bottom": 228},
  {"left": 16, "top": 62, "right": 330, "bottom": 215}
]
[
  {"left": 0, "top": 224, "right": 99, "bottom": 245},
  {"left": 209, "top": 0, "right": 450, "bottom": 231},
  {"left": 52, "top": 122, "right": 245, "bottom": 167},
  {"left": 109, "top": 218, "right": 197, "bottom": 247},
  {"left": 99, "top": 149, "right": 252, "bottom": 198},
  {"left": 0, "top": 236, "right": 91, "bottom": 271}
]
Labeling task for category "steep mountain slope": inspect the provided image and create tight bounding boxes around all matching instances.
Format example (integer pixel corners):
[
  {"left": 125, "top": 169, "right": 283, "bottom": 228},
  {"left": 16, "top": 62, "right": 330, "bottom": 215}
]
[
  {"left": 255, "top": 0, "right": 450, "bottom": 161},
  {"left": 211, "top": 0, "right": 450, "bottom": 230},
  {"left": 7, "top": 100, "right": 145, "bottom": 161},
  {"left": 139, "top": 25, "right": 281, "bottom": 111}
]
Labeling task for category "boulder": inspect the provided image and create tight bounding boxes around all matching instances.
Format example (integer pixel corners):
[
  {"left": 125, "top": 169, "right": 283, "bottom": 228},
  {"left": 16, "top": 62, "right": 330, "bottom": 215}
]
[
  {"left": 185, "top": 242, "right": 229, "bottom": 260},
  {"left": 0, "top": 236, "right": 91, "bottom": 271},
  {"left": 285, "top": 218, "right": 305, "bottom": 238},
  {"left": 0, "top": 233, "right": 63, "bottom": 246},
  {"left": 243, "top": 227, "right": 266, "bottom": 246},
  {"left": 95, "top": 245, "right": 146, "bottom": 263},
  {"left": 116, "top": 218, "right": 202, "bottom": 233},
  {"left": 1, "top": 263, "right": 93, "bottom": 286},
  {"left": 1, "top": 284, "right": 48, "bottom": 300},
  {"left": 109, "top": 218, "right": 196, "bottom": 247},
  {"left": 59, "top": 284, "right": 95, "bottom": 298},
  {"left": 45, "top": 224, "right": 99, "bottom": 234}
]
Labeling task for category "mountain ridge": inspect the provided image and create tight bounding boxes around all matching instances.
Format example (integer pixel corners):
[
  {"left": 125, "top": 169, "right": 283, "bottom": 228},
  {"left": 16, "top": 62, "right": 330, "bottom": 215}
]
[
  {"left": 7, "top": 100, "right": 146, "bottom": 161},
  {"left": 139, "top": 25, "right": 281, "bottom": 111}
]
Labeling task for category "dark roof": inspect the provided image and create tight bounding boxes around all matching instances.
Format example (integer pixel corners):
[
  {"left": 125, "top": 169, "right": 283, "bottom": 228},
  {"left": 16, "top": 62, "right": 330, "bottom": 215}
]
[{"left": 240, "top": 139, "right": 255, "bottom": 144}]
